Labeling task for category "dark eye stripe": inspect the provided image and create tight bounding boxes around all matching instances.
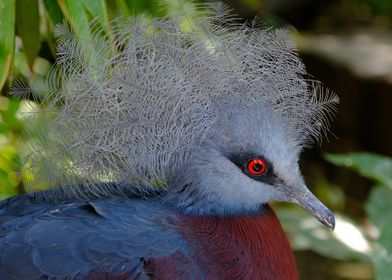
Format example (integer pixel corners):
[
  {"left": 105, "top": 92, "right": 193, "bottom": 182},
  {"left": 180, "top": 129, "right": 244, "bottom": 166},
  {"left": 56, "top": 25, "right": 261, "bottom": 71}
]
[{"left": 228, "top": 153, "right": 278, "bottom": 185}]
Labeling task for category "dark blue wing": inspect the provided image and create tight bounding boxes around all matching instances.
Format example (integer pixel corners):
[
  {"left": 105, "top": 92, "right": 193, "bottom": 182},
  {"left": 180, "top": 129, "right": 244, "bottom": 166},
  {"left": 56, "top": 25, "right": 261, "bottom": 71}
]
[{"left": 0, "top": 192, "right": 192, "bottom": 279}]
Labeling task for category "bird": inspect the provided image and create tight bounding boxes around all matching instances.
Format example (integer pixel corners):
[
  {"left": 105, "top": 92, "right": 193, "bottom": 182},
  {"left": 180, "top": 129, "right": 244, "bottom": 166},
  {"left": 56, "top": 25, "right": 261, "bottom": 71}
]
[{"left": 0, "top": 3, "right": 338, "bottom": 279}]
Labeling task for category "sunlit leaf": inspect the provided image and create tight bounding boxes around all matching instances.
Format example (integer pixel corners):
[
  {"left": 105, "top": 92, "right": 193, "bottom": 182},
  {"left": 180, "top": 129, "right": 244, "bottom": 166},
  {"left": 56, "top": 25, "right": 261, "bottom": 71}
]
[
  {"left": 0, "top": 145, "right": 20, "bottom": 198},
  {"left": 325, "top": 152, "right": 392, "bottom": 188},
  {"left": 0, "top": 97, "right": 20, "bottom": 198},
  {"left": 0, "top": 98, "right": 22, "bottom": 130},
  {"left": 0, "top": 0, "right": 15, "bottom": 91},
  {"left": 277, "top": 207, "right": 370, "bottom": 261}
]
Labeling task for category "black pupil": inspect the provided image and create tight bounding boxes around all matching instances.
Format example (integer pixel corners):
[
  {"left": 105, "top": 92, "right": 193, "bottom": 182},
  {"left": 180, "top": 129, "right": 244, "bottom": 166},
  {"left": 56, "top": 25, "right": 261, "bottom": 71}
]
[{"left": 252, "top": 163, "right": 263, "bottom": 172}]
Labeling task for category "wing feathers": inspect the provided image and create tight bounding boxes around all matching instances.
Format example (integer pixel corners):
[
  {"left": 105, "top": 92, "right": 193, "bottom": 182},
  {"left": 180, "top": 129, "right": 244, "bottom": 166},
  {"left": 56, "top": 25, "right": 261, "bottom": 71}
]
[{"left": 0, "top": 193, "right": 190, "bottom": 279}]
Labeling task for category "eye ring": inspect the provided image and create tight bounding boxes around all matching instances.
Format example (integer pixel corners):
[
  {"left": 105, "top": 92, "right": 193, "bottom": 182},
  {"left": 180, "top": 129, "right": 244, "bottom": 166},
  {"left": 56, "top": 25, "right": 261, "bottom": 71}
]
[{"left": 247, "top": 159, "right": 267, "bottom": 175}]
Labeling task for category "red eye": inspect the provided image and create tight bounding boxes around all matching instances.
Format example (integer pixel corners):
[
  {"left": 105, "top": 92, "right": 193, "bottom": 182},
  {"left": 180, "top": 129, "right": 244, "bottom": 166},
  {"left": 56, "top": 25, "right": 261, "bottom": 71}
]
[{"left": 247, "top": 159, "right": 267, "bottom": 175}]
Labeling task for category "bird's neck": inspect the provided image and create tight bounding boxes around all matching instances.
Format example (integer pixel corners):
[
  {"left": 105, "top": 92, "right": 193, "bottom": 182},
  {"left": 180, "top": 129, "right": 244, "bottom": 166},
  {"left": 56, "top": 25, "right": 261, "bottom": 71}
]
[{"left": 177, "top": 204, "right": 298, "bottom": 279}]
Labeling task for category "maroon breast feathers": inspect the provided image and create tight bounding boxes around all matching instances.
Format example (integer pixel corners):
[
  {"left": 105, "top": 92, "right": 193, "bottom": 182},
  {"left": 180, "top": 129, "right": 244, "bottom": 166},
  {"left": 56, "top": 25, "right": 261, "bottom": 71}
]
[{"left": 148, "top": 205, "right": 298, "bottom": 280}]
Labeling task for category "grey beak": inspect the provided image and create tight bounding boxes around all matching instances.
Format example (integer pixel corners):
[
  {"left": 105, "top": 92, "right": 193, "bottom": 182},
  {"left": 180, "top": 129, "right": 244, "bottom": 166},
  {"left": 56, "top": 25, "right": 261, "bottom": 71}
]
[{"left": 284, "top": 184, "right": 335, "bottom": 230}]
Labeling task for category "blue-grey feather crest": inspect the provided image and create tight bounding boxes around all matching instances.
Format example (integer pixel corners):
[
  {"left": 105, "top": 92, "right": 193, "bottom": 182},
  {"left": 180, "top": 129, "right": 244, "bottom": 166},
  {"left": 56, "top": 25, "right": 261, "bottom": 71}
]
[{"left": 12, "top": 2, "right": 338, "bottom": 198}]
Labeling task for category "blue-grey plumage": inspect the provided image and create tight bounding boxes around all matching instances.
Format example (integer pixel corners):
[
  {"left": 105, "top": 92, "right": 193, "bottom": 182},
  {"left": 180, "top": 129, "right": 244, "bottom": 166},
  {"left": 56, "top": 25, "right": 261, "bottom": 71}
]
[
  {"left": 0, "top": 188, "right": 196, "bottom": 279},
  {"left": 0, "top": 186, "right": 301, "bottom": 280}
]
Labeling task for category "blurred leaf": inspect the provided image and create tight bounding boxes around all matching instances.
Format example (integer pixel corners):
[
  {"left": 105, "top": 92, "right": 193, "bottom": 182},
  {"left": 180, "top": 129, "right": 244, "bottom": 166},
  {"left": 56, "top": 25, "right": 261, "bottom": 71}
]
[
  {"left": 84, "top": 0, "right": 111, "bottom": 39},
  {"left": 326, "top": 152, "right": 392, "bottom": 279},
  {"left": 0, "top": 96, "right": 21, "bottom": 198},
  {"left": 379, "top": 222, "right": 392, "bottom": 253},
  {"left": 116, "top": 0, "right": 130, "bottom": 17},
  {"left": 57, "top": 0, "right": 111, "bottom": 71},
  {"left": 366, "top": 186, "right": 392, "bottom": 230},
  {"left": 161, "top": 0, "right": 199, "bottom": 18},
  {"left": 0, "top": 146, "right": 19, "bottom": 199},
  {"left": 58, "top": 0, "right": 110, "bottom": 38},
  {"left": 126, "top": 0, "right": 149, "bottom": 14},
  {"left": 16, "top": 0, "right": 40, "bottom": 68},
  {"left": 0, "top": 98, "right": 21, "bottom": 131},
  {"left": 365, "top": 184, "right": 392, "bottom": 279},
  {"left": 33, "top": 57, "right": 52, "bottom": 76},
  {"left": 126, "top": 0, "right": 160, "bottom": 16},
  {"left": 13, "top": 49, "right": 30, "bottom": 78},
  {"left": 371, "top": 221, "right": 392, "bottom": 280},
  {"left": 57, "top": 0, "right": 91, "bottom": 41},
  {"left": 0, "top": 0, "right": 15, "bottom": 91},
  {"left": 43, "top": 0, "right": 64, "bottom": 25},
  {"left": 314, "top": 180, "right": 345, "bottom": 211},
  {"left": 364, "top": 0, "right": 392, "bottom": 16},
  {"left": 277, "top": 208, "right": 369, "bottom": 261},
  {"left": 42, "top": 0, "right": 63, "bottom": 57},
  {"left": 325, "top": 152, "right": 392, "bottom": 188},
  {"left": 239, "top": 0, "right": 263, "bottom": 11},
  {"left": 84, "top": 0, "right": 108, "bottom": 21}
]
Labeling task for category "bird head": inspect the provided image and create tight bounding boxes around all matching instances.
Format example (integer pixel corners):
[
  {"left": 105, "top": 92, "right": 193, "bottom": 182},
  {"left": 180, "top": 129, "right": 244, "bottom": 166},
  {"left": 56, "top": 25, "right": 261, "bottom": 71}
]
[
  {"left": 172, "top": 101, "right": 335, "bottom": 229},
  {"left": 16, "top": 4, "right": 338, "bottom": 229}
]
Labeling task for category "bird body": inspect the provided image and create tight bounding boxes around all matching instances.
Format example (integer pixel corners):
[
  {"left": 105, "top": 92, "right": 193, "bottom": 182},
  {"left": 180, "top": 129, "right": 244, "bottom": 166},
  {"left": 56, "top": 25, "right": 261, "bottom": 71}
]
[
  {"left": 0, "top": 188, "right": 296, "bottom": 279},
  {"left": 1, "top": 3, "right": 338, "bottom": 279}
]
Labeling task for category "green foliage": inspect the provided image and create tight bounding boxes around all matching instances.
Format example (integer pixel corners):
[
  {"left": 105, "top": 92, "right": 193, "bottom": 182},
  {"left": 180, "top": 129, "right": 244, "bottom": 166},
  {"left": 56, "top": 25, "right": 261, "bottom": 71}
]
[
  {"left": 375, "top": 222, "right": 392, "bottom": 279},
  {"left": 363, "top": 0, "right": 392, "bottom": 17},
  {"left": 366, "top": 186, "right": 392, "bottom": 230},
  {"left": 42, "top": 0, "right": 64, "bottom": 25},
  {"left": 0, "top": 97, "right": 21, "bottom": 199},
  {"left": 278, "top": 152, "right": 392, "bottom": 279},
  {"left": 0, "top": 0, "right": 200, "bottom": 93},
  {"left": 325, "top": 152, "right": 392, "bottom": 279},
  {"left": 325, "top": 152, "right": 392, "bottom": 189},
  {"left": 0, "top": 0, "right": 200, "bottom": 196},
  {"left": 277, "top": 208, "right": 369, "bottom": 261},
  {"left": 0, "top": 0, "right": 15, "bottom": 91},
  {"left": 16, "top": 0, "right": 40, "bottom": 68},
  {"left": 325, "top": 152, "right": 392, "bottom": 278}
]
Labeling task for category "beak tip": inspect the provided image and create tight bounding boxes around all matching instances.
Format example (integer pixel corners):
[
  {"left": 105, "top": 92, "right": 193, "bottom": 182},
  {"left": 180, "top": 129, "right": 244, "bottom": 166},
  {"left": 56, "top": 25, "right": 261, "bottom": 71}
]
[
  {"left": 327, "top": 214, "right": 336, "bottom": 231},
  {"left": 321, "top": 210, "right": 335, "bottom": 231},
  {"left": 285, "top": 183, "right": 336, "bottom": 230}
]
